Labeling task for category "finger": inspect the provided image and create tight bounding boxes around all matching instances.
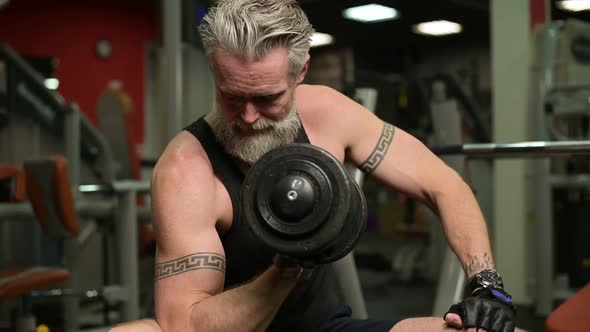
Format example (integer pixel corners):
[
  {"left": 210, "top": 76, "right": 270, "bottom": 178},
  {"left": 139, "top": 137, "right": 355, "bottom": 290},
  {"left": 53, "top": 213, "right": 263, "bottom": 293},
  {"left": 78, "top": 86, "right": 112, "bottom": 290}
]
[{"left": 444, "top": 313, "right": 463, "bottom": 328}]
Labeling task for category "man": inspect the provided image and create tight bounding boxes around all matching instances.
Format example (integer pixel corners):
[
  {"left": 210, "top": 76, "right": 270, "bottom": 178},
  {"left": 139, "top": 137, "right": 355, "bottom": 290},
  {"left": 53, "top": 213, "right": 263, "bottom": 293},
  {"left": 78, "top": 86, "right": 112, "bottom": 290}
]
[{"left": 113, "top": 0, "right": 516, "bottom": 331}]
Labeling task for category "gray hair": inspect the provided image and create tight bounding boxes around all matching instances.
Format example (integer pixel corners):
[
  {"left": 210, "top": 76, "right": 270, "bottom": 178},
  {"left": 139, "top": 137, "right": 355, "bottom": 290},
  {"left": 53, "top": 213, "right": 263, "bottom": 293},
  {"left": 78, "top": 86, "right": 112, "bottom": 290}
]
[{"left": 199, "top": 0, "right": 315, "bottom": 76}]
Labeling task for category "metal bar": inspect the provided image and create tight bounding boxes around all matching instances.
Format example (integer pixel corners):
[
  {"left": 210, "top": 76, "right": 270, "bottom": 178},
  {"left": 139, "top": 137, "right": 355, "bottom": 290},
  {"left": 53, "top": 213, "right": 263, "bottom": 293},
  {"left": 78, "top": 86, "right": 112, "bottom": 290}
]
[
  {"left": 0, "top": 200, "right": 115, "bottom": 219},
  {"left": 78, "top": 184, "right": 114, "bottom": 194},
  {"left": 63, "top": 236, "right": 80, "bottom": 332},
  {"left": 79, "top": 180, "right": 150, "bottom": 194},
  {"left": 112, "top": 180, "right": 151, "bottom": 193},
  {"left": 536, "top": 22, "right": 560, "bottom": 316},
  {"left": 430, "top": 141, "right": 590, "bottom": 158},
  {"left": 64, "top": 104, "right": 81, "bottom": 192},
  {"left": 547, "top": 83, "right": 590, "bottom": 93},
  {"left": 116, "top": 189, "right": 140, "bottom": 321},
  {"left": 163, "top": 0, "right": 183, "bottom": 142},
  {"left": 64, "top": 102, "right": 82, "bottom": 330},
  {"left": 535, "top": 159, "right": 553, "bottom": 315},
  {"left": 549, "top": 175, "right": 590, "bottom": 187},
  {"left": 0, "top": 200, "right": 116, "bottom": 219},
  {"left": 0, "top": 200, "right": 150, "bottom": 221}
]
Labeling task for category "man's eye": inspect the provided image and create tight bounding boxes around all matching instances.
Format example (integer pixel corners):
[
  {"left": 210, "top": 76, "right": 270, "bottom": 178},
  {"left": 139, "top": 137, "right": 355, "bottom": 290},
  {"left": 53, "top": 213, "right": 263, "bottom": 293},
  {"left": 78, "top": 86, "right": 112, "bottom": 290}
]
[
  {"left": 254, "top": 95, "right": 279, "bottom": 103},
  {"left": 226, "top": 96, "right": 242, "bottom": 103}
]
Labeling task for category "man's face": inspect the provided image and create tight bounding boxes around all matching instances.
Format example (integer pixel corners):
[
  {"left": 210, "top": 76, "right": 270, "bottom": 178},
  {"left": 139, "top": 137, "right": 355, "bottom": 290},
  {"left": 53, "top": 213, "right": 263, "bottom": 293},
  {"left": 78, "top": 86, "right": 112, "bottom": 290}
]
[
  {"left": 211, "top": 47, "right": 303, "bottom": 126},
  {"left": 208, "top": 47, "right": 308, "bottom": 164}
]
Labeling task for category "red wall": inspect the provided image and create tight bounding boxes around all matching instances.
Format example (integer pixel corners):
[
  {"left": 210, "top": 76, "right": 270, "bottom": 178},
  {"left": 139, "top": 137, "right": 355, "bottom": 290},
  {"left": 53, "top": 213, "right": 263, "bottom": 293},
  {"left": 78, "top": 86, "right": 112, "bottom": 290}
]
[
  {"left": 0, "top": 0, "right": 158, "bottom": 143},
  {"left": 529, "top": 0, "right": 549, "bottom": 29}
]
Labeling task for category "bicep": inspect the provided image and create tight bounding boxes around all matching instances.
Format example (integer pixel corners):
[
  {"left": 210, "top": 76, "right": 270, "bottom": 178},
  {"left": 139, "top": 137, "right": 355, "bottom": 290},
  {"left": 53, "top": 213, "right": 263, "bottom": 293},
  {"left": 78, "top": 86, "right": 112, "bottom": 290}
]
[{"left": 151, "top": 157, "right": 226, "bottom": 325}]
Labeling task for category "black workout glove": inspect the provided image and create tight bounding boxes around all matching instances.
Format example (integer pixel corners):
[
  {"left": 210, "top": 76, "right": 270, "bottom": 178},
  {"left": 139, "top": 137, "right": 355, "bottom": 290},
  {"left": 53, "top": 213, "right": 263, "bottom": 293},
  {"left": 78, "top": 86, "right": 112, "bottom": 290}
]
[{"left": 444, "top": 287, "right": 517, "bottom": 332}]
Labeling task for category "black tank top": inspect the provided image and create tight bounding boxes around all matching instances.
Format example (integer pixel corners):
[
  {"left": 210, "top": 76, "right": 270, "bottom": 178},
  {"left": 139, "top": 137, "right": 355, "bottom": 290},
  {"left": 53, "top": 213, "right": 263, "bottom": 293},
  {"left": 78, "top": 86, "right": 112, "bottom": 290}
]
[{"left": 184, "top": 117, "right": 344, "bottom": 332}]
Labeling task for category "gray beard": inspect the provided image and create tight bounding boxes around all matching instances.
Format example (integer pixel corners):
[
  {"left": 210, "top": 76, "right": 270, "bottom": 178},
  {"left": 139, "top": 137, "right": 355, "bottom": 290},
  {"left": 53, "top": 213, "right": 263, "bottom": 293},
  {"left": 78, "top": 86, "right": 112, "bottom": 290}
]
[{"left": 207, "top": 107, "right": 301, "bottom": 165}]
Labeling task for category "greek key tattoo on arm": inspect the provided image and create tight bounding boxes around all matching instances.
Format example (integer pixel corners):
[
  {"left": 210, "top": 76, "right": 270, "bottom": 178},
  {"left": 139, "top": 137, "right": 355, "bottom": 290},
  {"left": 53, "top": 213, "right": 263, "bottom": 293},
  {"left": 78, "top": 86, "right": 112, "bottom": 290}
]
[
  {"left": 155, "top": 252, "right": 226, "bottom": 281},
  {"left": 360, "top": 123, "right": 395, "bottom": 174},
  {"left": 465, "top": 252, "right": 495, "bottom": 277}
]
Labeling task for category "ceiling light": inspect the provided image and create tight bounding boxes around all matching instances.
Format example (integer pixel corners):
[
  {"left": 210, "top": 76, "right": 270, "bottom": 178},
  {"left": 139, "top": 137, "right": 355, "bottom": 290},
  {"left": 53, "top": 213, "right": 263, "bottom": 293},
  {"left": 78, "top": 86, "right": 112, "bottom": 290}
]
[
  {"left": 310, "top": 32, "right": 334, "bottom": 48},
  {"left": 413, "top": 20, "right": 463, "bottom": 36},
  {"left": 557, "top": 0, "right": 590, "bottom": 12},
  {"left": 44, "top": 78, "right": 59, "bottom": 90},
  {"left": 343, "top": 4, "right": 399, "bottom": 23}
]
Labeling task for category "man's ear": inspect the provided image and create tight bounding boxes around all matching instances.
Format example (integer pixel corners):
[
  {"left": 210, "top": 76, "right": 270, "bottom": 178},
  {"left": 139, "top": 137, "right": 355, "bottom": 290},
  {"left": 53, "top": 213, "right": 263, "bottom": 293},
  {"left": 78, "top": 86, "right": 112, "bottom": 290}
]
[{"left": 296, "top": 54, "right": 311, "bottom": 84}]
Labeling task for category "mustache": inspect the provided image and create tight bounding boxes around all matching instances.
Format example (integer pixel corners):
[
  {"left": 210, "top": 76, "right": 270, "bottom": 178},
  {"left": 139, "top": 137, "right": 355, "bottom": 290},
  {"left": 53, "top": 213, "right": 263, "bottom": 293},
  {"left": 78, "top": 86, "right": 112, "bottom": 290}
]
[{"left": 232, "top": 117, "right": 277, "bottom": 132}]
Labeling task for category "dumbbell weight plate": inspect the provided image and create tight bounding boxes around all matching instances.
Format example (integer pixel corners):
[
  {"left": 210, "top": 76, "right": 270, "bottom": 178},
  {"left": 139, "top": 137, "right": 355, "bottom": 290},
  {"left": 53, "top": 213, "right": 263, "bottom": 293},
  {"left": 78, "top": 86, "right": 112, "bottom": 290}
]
[
  {"left": 312, "top": 179, "right": 367, "bottom": 264},
  {"left": 241, "top": 143, "right": 352, "bottom": 258}
]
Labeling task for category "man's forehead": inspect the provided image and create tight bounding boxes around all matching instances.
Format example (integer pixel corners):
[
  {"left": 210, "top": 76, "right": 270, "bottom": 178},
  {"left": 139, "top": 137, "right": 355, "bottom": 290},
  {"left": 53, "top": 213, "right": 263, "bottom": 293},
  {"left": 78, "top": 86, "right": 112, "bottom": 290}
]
[
  {"left": 218, "top": 85, "right": 286, "bottom": 97},
  {"left": 211, "top": 48, "right": 292, "bottom": 97}
]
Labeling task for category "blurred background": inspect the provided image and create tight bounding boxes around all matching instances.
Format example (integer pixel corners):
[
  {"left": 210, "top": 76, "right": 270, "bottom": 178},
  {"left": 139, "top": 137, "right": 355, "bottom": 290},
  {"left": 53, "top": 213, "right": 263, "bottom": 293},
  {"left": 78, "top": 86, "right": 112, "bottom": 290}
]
[{"left": 1, "top": 0, "right": 589, "bottom": 331}]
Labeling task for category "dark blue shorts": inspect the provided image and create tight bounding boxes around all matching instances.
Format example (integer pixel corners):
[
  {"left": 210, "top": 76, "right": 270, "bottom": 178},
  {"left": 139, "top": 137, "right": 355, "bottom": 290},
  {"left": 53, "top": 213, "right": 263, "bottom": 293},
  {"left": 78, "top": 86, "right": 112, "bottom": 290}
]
[{"left": 315, "top": 305, "right": 399, "bottom": 332}]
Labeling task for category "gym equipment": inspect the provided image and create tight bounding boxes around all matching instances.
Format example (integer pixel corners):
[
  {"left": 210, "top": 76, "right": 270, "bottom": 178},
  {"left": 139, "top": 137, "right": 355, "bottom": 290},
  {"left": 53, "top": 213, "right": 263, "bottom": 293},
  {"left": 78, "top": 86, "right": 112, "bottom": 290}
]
[
  {"left": 241, "top": 143, "right": 367, "bottom": 264},
  {"left": 0, "top": 160, "right": 73, "bottom": 332},
  {"left": 430, "top": 140, "right": 590, "bottom": 158},
  {"left": 428, "top": 140, "right": 590, "bottom": 316},
  {"left": 433, "top": 19, "right": 590, "bottom": 317},
  {"left": 0, "top": 44, "right": 149, "bottom": 330},
  {"left": 0, "top": 156, "right": 150, "bottom": 331},
  {"left": 533, "top": 19, "right": 590, "bottom": 315},
  {"left": 0, "top": 44, "right": 116, "bottom": 182}
]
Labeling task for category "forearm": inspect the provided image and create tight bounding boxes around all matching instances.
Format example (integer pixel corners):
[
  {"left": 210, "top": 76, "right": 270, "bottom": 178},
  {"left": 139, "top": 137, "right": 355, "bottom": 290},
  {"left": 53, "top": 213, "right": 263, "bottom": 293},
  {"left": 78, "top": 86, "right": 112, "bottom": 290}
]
[
  {"left": 188, "top": 265, "right": 301, "bottom": 332},
  {"left": 434, "top": 174, "right": 495, "bottom": 279}
]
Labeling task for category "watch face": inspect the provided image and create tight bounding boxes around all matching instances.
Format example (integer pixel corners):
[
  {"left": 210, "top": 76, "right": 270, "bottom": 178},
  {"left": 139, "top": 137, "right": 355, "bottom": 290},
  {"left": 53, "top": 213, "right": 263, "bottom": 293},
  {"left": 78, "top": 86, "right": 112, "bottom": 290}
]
[{"left": 479, "top": 270, "right": 503, "bottom": 288}]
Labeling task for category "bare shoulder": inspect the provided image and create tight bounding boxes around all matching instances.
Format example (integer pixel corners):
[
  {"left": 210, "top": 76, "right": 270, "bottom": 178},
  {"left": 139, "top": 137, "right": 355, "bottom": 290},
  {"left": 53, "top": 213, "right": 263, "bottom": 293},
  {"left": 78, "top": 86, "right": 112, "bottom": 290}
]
[
  {"left": 154, "top": 131, "right": 212, "bottom": 178},
  {"left": 151, "top": 131, "right": 223, "bottom": 251},
  {"left": 296, "top": 84, "right": 381, "bottom": 150},
  {"left": 296, "top": 84, "right": 371, "bottom": 123},
  {"left": 296, "top": 84, "right": 352, "bottom": 113}
]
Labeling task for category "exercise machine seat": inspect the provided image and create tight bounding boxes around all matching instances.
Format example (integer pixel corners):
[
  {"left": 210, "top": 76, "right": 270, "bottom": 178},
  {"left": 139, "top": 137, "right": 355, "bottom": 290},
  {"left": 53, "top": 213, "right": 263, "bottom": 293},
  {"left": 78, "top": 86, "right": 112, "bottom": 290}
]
[
  {"left": 23, "top": 156, "right": 80, "bottom": 237},
  {"left": 0, "top": 166, "right": 70, "bottom": 299},
  {"left": 546, "top": 283, "right": 590, "bottom": 332},
  {"left": 0, "top": 267, "right": 69, "bottom": 299}
]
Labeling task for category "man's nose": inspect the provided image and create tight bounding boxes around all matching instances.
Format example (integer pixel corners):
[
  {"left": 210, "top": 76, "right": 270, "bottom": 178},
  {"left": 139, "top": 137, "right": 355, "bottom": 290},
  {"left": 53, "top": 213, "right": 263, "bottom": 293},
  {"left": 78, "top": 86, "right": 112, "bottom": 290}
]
[{"left": 240, "top": 102, "right": 260, "bottom": 124}]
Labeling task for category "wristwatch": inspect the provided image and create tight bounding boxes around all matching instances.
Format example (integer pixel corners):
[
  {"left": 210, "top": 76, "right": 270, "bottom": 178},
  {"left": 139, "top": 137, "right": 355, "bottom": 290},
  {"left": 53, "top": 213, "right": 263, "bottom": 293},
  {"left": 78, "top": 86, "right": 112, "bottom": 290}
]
[{"left": 468, "top": 269, "right": 504, "bottom": 293}]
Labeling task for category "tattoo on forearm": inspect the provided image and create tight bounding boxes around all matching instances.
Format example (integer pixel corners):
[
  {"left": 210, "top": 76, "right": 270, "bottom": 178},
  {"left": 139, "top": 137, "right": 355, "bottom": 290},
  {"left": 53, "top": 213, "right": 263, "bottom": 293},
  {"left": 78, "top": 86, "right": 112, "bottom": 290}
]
[
  {"left": 155, "top": 252, "right": 226, "bottom": 281},
  {"left": 465, "top": 252, "right": 495, "bottom": 277},
  {"left": 360, "top": 123, "right": 395, "bottom": 174}
]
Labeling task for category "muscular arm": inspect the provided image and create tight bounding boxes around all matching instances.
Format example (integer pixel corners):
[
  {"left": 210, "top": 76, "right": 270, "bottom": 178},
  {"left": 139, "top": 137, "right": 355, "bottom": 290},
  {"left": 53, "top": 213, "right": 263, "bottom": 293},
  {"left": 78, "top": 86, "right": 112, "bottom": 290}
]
[
  {"left": 152, "top": 133, "right": 300, "bottom": 332},
  {"left": 317, "top": 87, "right": 494, "bottom": 279},
  {"left": 363, "top": 125, "right": 494, "bottom": 278}
]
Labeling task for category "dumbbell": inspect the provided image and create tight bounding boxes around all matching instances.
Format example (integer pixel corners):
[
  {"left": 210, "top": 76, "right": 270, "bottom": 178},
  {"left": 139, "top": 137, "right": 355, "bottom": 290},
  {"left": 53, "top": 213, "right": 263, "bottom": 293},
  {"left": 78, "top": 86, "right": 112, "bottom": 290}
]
[{"left": 241, "top": 143, "right": 366, "bottom": 264}]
